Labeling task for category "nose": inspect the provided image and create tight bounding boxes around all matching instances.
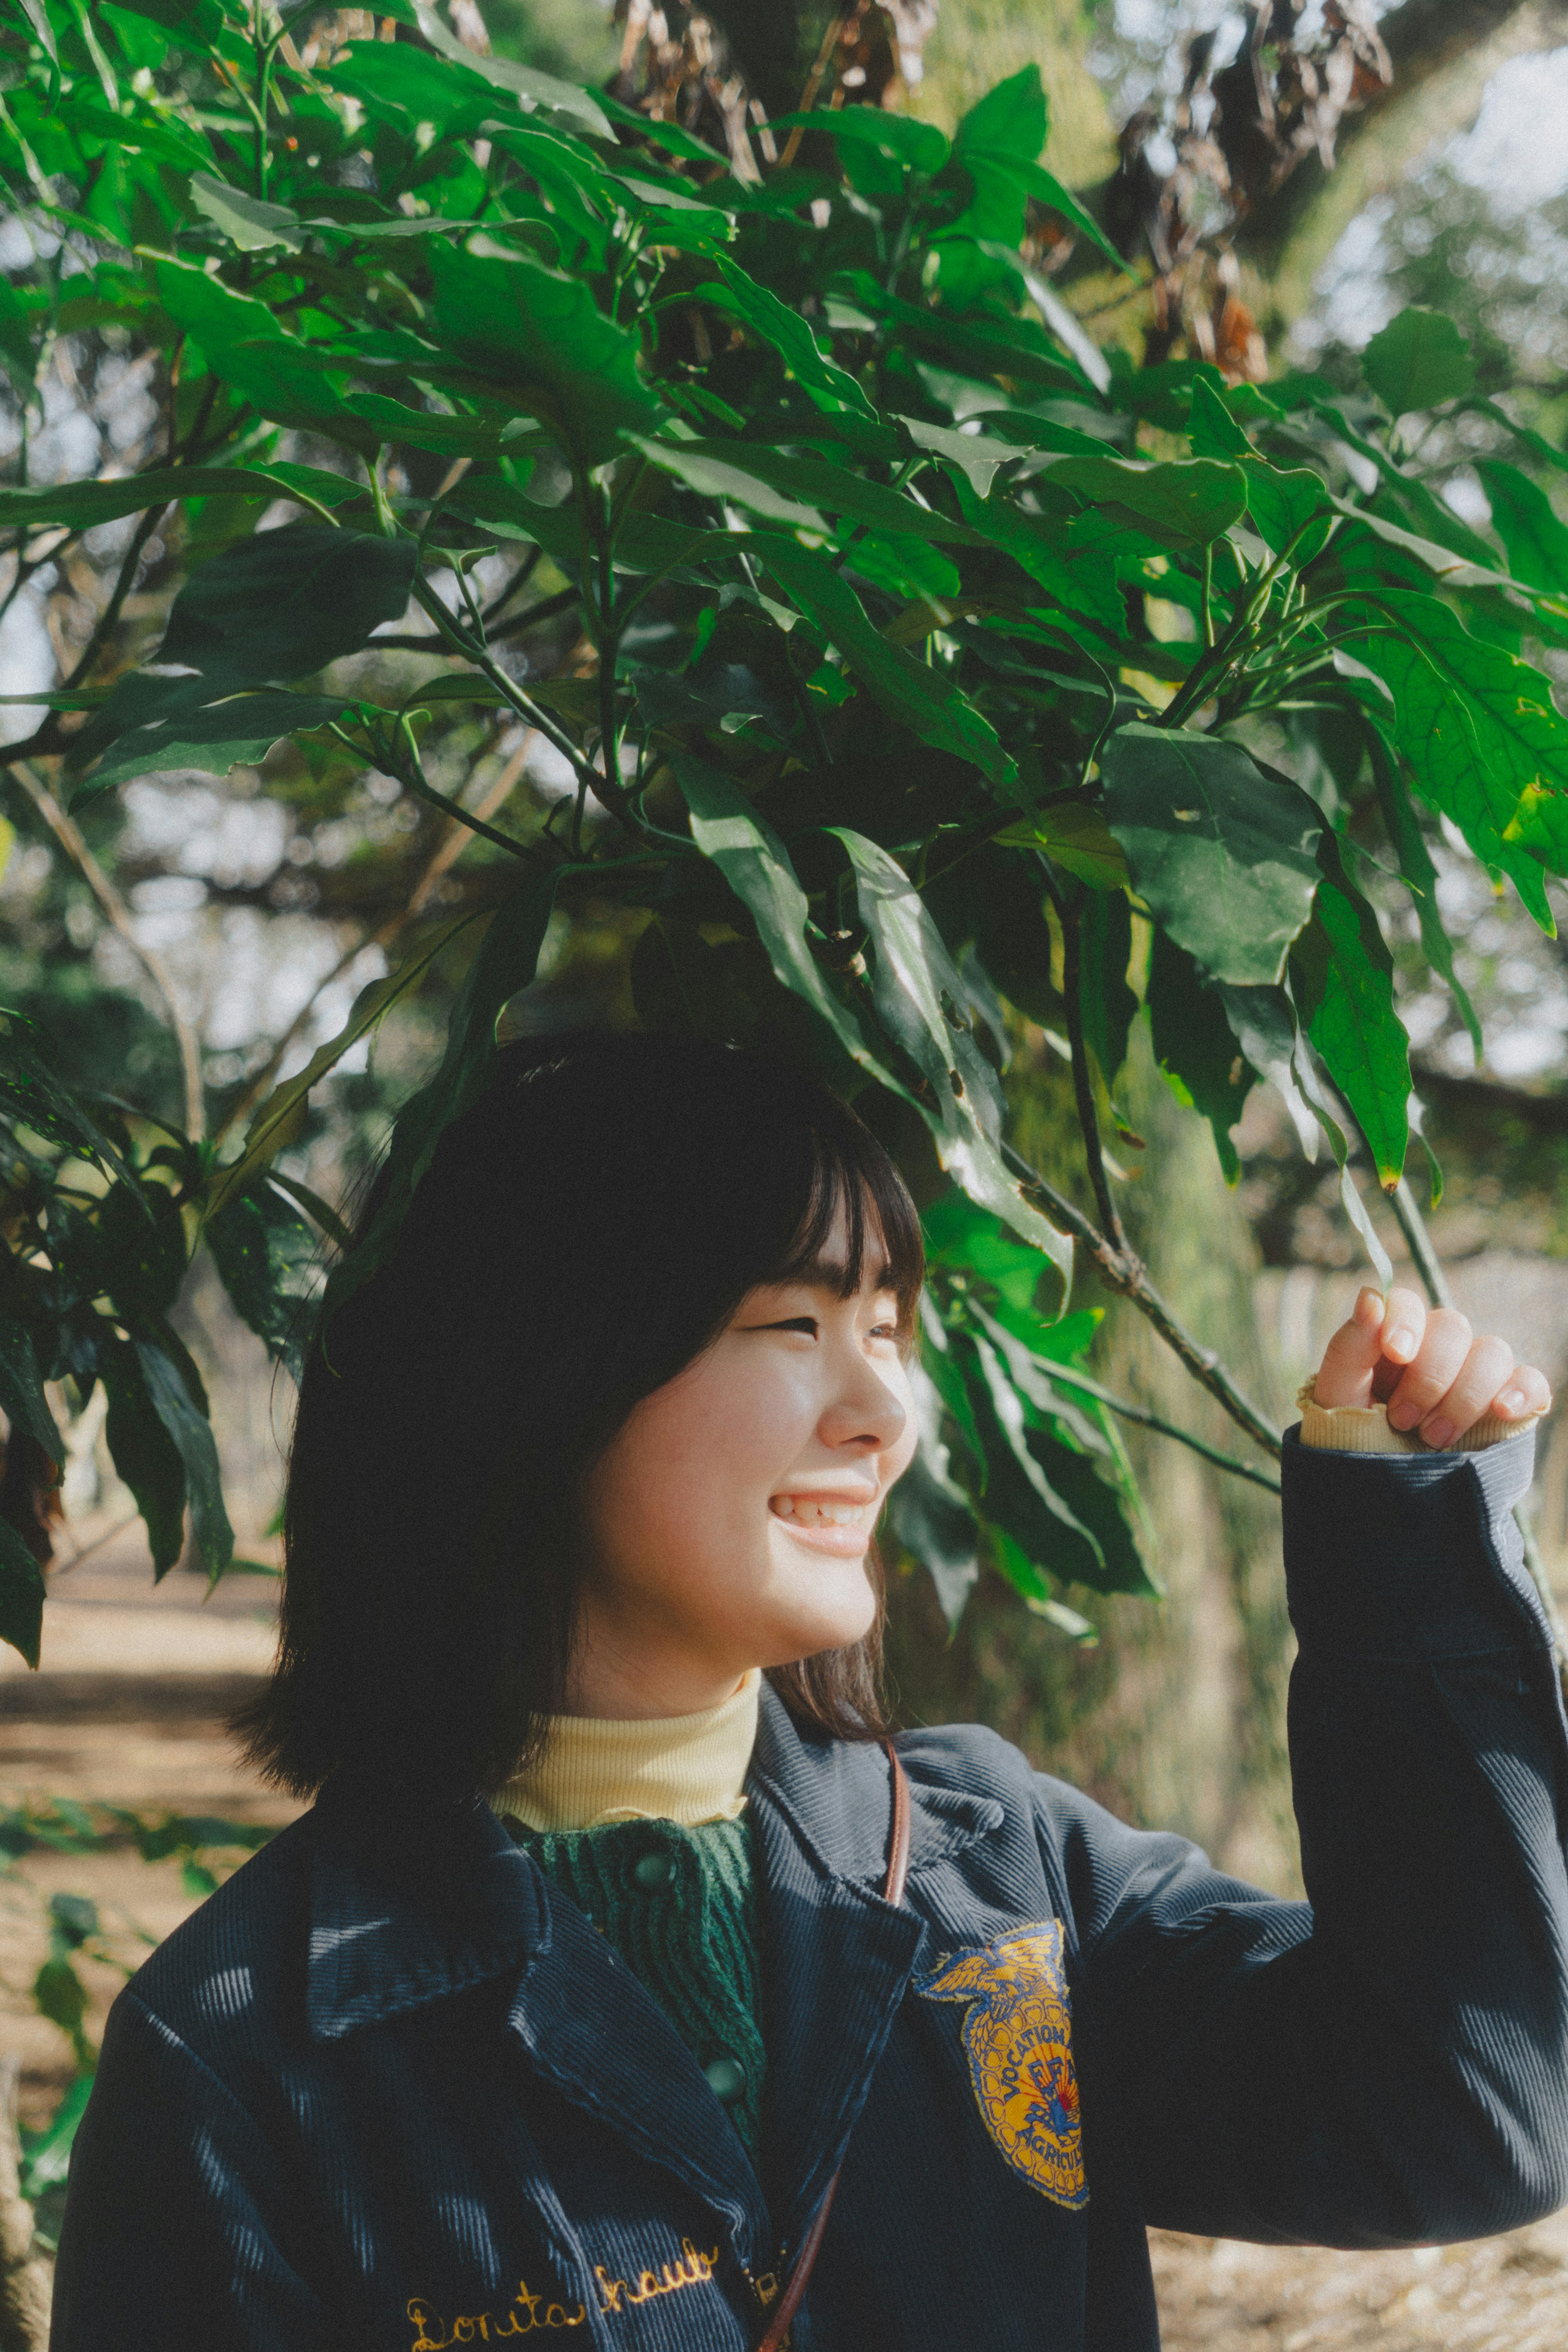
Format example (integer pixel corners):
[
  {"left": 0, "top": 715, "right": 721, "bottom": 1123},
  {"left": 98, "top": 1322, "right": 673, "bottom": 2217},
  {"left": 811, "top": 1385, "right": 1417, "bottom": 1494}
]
[{"left": 818, "top": 1351, "right": 909, "bottom": 1457}]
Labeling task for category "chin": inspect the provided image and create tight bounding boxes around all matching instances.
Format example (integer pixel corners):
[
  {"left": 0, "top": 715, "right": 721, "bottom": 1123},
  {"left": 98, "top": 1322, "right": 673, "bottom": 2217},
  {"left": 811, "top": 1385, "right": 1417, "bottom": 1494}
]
[{"left": 759, "top": 1576, "right": 878, "bottom": 1665}]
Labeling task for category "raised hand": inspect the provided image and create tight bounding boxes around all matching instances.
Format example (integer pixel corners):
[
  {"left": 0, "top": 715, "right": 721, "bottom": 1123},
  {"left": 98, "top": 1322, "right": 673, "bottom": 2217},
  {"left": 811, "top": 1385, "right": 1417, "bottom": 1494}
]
[{"left": 1313, "top": 1286, "right": 1552, "bottom": 1450}]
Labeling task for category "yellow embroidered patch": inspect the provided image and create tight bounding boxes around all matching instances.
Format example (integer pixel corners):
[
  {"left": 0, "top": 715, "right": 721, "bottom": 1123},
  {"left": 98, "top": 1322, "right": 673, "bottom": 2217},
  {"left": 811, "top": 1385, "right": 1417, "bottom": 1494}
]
[{"left": 916, "top": 1919, "right": 1088, "bottom": 2211}]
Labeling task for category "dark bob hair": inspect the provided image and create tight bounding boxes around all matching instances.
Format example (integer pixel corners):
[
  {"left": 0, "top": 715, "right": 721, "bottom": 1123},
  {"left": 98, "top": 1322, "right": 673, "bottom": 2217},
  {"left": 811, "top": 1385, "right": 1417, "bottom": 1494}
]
[{"left": 237, "top": 1031, "right": 925, "bottom": 1799}]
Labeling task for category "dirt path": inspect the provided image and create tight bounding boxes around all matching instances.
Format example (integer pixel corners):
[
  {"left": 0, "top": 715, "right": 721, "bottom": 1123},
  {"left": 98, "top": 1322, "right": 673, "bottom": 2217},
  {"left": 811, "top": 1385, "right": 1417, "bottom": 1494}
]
[{"left": 4, "top": 1530, "right": 1567, "bottom": 2345}]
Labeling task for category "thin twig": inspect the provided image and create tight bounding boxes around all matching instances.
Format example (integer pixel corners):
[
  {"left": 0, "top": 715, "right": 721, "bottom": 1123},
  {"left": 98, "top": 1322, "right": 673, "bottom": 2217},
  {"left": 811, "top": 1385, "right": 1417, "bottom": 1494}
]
[
  {"left": 1030, "top": 1358, "right": 1282, "bottom": 1493},
  {"left": 10, "top": 761, "right": 205, "bottom": 1141},
  {"left": 1001, "top": 1140, "right": 1284, "bottom": 1460},
  {"left": 1389, "top": 1175, "right": 1453, "bottom": 1310}
]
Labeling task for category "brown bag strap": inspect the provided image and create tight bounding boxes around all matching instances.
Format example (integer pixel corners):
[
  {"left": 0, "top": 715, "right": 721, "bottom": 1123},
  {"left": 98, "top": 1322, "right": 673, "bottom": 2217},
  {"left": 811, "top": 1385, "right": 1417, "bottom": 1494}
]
[{"left": 754, "top": 1739, "right": 911, "bottom": 2352}]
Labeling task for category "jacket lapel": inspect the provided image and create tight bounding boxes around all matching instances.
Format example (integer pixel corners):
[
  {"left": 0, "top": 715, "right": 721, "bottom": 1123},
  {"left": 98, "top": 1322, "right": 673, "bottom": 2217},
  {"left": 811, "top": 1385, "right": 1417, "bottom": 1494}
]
[
  {"left": 745, "top": 1692, "right": 931, "bottom": 2255},
  {"left": 305, "top": 1776, "right": 771, "bottom": 2262}
]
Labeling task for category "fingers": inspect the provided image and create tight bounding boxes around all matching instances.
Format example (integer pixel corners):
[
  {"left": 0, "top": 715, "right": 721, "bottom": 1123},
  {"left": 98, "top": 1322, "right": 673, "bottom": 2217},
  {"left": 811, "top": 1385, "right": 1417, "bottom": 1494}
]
[
  {"left": 1493, "top": 1363, "right": 1553, "bottom": 1424},
  {"left": 1385, "top": 1310, "right": 1484, "bottom": 1438},
  {"left": 1313, "top": 1286, "right": 1426, "bottom": 1409}
]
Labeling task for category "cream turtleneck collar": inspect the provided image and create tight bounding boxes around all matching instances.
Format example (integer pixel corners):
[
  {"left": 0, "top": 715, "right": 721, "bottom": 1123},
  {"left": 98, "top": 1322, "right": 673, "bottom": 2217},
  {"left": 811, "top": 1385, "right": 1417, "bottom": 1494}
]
[{"left": 493, "top": 1670, "right": 762, "bottom": 1833}]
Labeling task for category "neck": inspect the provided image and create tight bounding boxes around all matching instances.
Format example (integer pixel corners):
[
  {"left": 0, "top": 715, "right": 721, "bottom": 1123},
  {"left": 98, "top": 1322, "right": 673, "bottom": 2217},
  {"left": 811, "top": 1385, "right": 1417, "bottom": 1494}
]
[{"left": 496, "top": 1670, "right": 763, "bottom": 1832}]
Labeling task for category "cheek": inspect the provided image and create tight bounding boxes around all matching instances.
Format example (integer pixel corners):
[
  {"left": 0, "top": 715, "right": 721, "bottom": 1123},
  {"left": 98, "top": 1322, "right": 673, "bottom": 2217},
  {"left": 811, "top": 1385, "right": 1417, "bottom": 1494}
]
[{"left": 586, "top": 1352, "right": 814, "bottom": 1560}]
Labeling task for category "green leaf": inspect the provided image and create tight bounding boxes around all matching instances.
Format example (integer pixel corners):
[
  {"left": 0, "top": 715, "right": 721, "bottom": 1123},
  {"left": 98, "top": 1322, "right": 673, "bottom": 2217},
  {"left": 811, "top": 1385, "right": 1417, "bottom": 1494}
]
[
  {"left": 134, "top": 1341, "right": 232, "bottom": 1581},
  {"left": 1047, "top": 455, "right": 1246, "bottom": 549},
  {"left": 426, "top": 240, "right": 663, "bottom": 469},
  {"left": 1219, "top": 985, "right": 1394, "bottom": 1289},
  {"left": 188, "top": 172, "right": 304, "bottom": 252},
  {"left": 1338, "top": 591, "right": 1568, "bottom": 930},
  {"left": 0, "top": 1518, "right": 46, "bottom": 1671},
  {"left": 67, "top": 688, "right": 353, "bottom": 803},
  {"left": 0, "top": 1319, "right": 63, "bottom": 1469},
  {"left": 997, "top": 802, "right": 1129, "bottom": 891},
  {"left": 325, "top": 870, "right": 566, "bottom": 1313},
  {"left": 628, "top": 435, "right": 987, "bottom": 548},
  {"left": 885, "top": 1368, "right": 981, "bottom": 1631},
  {"left": 830, "top": 828, "right": 1076, "bottom": 1282},
  {"left": 769, "top": 108, "right": 949, "bottom": 174},
  {"left": 1362, "top": 307, "right": 1475, "bottom": 416},
  {"left": 405, "top": 0, "right": 612, "bottom": 138},
  {"left": 101, "top": 1340, "right": 186, "bottom": 1578},
  {"left": 205, "top": 1183, "right": 318, "bottom": 1378},
  {"left": 1473, "top": 459, "right": 1568, "bottom": 593},
  {"left": 1101, "top": 725, "right": 1323, "bottom": 985},
  {"left": 895, "top": 415, "right": 1018, "bottom": 499},
  {"left": 1288, "top": 835, "right": 1411, "bottom": 1188},
  {"left": 0, "top": 1008, "right": 137, "bottom": 1184},
  {"left": 754, "top": 537, "right": 1014, "bottom": 786},
  {"left": 0, "top": 462, "right": 359, "bottom": 533},
  {"left": 1147, "top": 928, "right": 1253, "bottom": 1182},
  {"left": 162, "top": 523, "right": 416, "bottom": 685},
  {"left": 670, "top": 757, "right": 893, "bottom": 1086},
  {"left": 153, "top": 260, "right": 377, "bottom": 453},
  {"left": 1370, "top": 741, "right": 1482, "bottom": 1059},
  {"left": 704, "top": 257, "right": 875, "bottom": 421},
  {"left": 954, "top": 64, "right": 1047, "bottom": 164},
  {"left": 33, "top": 1957, "right": 89, "bottom": 2051},
  {"left": 18, "top": 2074, "right": 93, "bottom": 2201}
]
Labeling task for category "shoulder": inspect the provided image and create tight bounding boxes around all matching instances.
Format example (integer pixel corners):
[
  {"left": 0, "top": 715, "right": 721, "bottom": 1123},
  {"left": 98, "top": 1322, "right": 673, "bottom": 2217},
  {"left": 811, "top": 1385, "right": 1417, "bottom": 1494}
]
[{"left": 120, "top": 1809, "right": 316, "bottom": 2060}]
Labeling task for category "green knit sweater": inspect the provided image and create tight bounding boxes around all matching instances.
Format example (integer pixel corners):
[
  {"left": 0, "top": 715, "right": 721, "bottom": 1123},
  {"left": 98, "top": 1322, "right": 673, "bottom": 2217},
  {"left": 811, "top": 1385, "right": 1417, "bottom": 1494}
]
[{"left": 503, "top": 1812, "right": 766, "bottom": 2162}]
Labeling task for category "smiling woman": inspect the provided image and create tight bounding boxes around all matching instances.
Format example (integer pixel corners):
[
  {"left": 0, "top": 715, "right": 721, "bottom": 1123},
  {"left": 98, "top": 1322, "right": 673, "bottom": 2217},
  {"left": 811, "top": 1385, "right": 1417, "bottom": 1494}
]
[{"left": 48, "top": 1032, "right": 1568, "bottom": 2352}]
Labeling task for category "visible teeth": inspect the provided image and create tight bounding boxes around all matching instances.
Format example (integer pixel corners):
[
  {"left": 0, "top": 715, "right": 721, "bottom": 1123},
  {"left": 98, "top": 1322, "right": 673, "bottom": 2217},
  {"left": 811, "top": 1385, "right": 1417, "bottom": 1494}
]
[{"left": 772, "top": 1496, "right": 871, "bottom": 1527}]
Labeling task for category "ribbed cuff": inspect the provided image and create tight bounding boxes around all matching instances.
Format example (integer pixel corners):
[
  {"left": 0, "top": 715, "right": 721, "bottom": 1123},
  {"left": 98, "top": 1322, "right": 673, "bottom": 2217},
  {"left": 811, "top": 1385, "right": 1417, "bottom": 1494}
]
[{"left": 1296, "top": 1377, "right": 1546, "bottom": 1456}]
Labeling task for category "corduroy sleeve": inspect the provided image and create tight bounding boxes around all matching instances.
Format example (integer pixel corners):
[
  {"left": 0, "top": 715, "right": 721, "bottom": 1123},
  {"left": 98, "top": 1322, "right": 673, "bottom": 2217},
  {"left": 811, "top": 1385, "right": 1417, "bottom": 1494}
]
[
  {"left": 51, "top": 1992, "right": 330, "bottom": 2352},
  {"left": 1053, "top": 1427, "right": 1568, "bottom": 2247}
]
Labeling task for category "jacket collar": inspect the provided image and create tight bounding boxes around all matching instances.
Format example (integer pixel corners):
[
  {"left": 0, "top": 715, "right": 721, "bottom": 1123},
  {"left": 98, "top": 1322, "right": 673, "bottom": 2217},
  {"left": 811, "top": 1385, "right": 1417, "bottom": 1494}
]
[{"left": 305, "top": 1779, "right": 547, "bottom": 2041}]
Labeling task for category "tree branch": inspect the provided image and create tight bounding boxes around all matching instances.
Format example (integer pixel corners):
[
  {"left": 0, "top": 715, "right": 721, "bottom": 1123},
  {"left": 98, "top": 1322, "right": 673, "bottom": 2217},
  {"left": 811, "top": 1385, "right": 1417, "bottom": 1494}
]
[{"left": 1001, "top": 1140, "right": 1284, "bottom": 1460}]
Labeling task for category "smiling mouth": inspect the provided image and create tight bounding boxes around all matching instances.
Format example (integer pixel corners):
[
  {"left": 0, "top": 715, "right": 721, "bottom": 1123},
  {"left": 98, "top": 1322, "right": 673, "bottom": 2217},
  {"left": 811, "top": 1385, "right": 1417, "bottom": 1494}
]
[{"left": 769, "top": 1494, "right": 876, "bottom": 1528}]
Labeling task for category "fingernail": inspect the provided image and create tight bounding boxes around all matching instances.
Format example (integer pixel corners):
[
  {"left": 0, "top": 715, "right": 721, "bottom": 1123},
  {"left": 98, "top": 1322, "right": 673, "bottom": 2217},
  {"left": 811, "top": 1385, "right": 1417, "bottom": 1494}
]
[
  {"left": 1497, "top": 1389, "right": 1526, "bottom": 1417},
  {"left": 1385, "top": 1327, "right": 1418, "bottom": 1362},
  {"left": 1422, "top": 1418, "right": 1454, "bottom": 1450},
  {"left": 1388, "top": 1402, "right": 1421, "bottom": 1431}
]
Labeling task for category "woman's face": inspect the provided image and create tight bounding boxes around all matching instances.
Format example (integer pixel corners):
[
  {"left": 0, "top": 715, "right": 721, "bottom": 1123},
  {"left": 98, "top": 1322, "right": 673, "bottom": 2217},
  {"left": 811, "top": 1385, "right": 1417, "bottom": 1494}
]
[{"left": 570, "top": 1198, "right": 919, "bottom": 1717}]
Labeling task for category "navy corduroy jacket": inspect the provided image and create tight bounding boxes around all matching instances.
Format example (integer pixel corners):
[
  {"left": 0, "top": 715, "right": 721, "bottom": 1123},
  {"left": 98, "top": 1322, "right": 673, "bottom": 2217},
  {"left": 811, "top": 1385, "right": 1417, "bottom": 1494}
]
[{"left": 51, "top": 1432, "right": 1568, "bottom": 2350}]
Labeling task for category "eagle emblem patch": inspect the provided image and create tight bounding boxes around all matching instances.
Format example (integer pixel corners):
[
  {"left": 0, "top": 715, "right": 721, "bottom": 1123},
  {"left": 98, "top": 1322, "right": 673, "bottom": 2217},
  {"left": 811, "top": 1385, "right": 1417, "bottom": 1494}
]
[{"left": 915, "top": 1919, "right": 1088, "bottom": 2210}]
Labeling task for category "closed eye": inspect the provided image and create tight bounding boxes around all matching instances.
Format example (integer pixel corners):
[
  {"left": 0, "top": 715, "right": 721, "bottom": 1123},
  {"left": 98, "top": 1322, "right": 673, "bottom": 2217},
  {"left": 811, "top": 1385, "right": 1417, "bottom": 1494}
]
[{"left": 764, "top": 1316, "right": 819, "bottom": 1337}]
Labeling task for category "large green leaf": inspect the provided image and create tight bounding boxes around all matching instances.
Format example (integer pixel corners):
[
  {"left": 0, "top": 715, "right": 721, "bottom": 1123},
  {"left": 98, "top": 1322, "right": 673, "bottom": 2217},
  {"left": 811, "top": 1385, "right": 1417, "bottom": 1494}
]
[
  {"left": 755, "top": 537, "right": 1013, "bottom": 786},
  {"left": 1101, "top": 725, "right": 1323, "bottom": 985},
  {"left": 100, "top": 1340, "right": 187, "bottom": 1579},
  {"left": 0, "top": 1319, "right": 63, "bottom": 1469},
  {"left": 1288, "top": 835, "right": 1411, "bottom": 1188},
  {"left": 0, "top": 461, "right": 359, "bottom": 531},
  {"left": 1338, "top": 591, "right": 1568, "bottom": 929},
  {"left": 830, "top": 828, "right": 1076, "bottom": 1281},
  {"left": 0, "top": 1009, "right": 138, "bottom": 1183},
  {"left": 405, "top": 0, "right": 612, "bottom": 138},
  {"left": 1362, "top": 307, "right": 1475, "bottom": 416},
  {"left": 157, "top": 524, "right": 416, "bottom": 685},
  {"left": 671, "top": 757, "right": 893, "bottom": 1089},
  {"left": 704, "top": 257, "right": 875, "bottom": 421},
  {"left": 1371, "top": 742, "right": 1482, "bottom": 1059},
  {"left": 1147, "top": 929, "right": 1253, "bottom": 1182},
  {"left": 1474, "top": 459, "right": 1568, "bottom": 593},
  {"left": 154, "top": 259, "right": 376, "bottom": 453},
  {"left": 135, "top": 1341, "right": 232, "bottom": 1581},
  {"left": 629, "top": 435, "right": 987, "bottom": 548},
  {"left": 205, "top": 1182, "right": 319, "bottom": 1379},
  {"left": 768, "top": 107, "right": 949, "bottom": 174},
  {"left": 0, "top": 1519, "right": 46, "bottom": 1672},
  {"left": 885, "top": 1365, "right": 981, "bottom": 1630},
  {"left": 68, "top": 687, "right": 353, "bottom": 803},
  {"left": 1047, "top": 455, "right": 1246, "bottom": 549},
  {"left": 189, "top": 172, "right": 305, "bottom": 253},
  {"left": 426, "top": 241, "right": 663, "bottom": 468}
]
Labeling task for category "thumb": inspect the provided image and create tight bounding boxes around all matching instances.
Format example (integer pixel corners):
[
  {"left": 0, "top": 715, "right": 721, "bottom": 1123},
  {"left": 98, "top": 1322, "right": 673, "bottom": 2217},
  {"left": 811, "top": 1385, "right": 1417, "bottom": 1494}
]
[{"left": 1312, "top": 1285, "right": 1388, "bottom": 1409}]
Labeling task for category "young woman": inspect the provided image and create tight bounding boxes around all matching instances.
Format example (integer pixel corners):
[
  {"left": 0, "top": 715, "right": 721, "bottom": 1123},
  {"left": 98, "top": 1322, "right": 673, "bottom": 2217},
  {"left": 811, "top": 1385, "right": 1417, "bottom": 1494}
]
[{"left": 53, "top": 1032, "right": 1568, "bottom": 2352}]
